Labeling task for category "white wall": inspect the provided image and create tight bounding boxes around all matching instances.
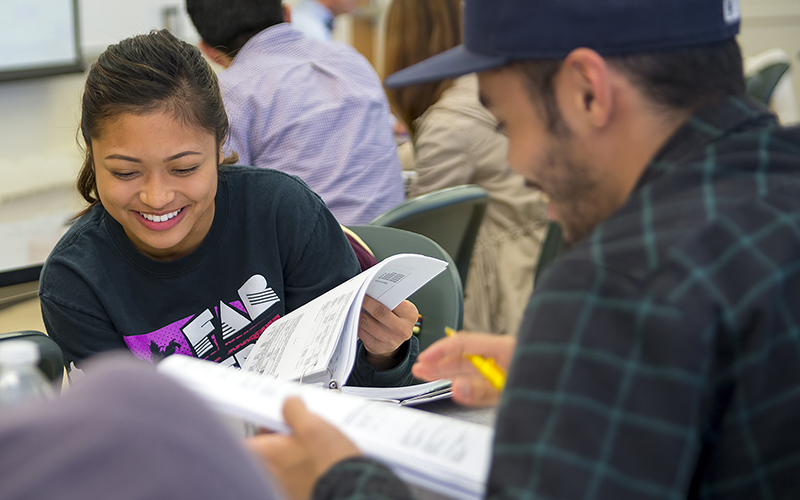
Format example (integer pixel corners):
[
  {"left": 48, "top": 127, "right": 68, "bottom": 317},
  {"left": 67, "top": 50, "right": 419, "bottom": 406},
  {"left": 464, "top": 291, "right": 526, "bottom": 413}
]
[
  {"left": 738, "top": 0, "right": 800, "bottom": 122},
  {"left": 0, "top": 0, "right": 798, "bottom": 201},
  {"left": 0, "top": 0, "right": 198, "bottom": 201}
]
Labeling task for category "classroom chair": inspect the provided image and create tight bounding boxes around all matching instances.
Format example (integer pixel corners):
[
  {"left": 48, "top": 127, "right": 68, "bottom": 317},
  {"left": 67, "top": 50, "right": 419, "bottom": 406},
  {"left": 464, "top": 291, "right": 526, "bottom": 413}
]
[
  {"left": 0, "top": 330, "right": 65, "bottom": 390},
  {"left": 746, "top": 61, "right": 791, "bottom": 107},
  {"left": 369, "top": 185, "right": 489, "bottom": 289},
  {"left": 744, "top": 48, "right": 798, "bottom": 124},
  {"left": 346, "top": 226, "right": 463, "bottom": 353}
]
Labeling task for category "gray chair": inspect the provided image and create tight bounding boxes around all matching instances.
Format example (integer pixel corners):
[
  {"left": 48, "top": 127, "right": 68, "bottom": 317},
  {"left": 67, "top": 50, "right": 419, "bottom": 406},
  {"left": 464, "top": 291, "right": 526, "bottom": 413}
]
[
  {"left": 347, "top": 226, "right": 463, "bottom": 352},
  {"left": 0, "top": 330, "right": 65, "bottom": 389},
  {"left": 369, "top": 185, "right": 489, "bottom": 288},
  {"left": 746, "top": 61, "right": 791, "bottom": 107}
]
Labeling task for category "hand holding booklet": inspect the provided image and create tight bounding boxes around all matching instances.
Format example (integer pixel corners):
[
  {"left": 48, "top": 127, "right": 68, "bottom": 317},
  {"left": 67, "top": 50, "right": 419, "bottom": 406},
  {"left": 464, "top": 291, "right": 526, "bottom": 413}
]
[
  {"left": 241, "top": 253, "right": 450, "bottom": 400},
  {"left": 157, "top": 254, "right": 493, "bottom": 498},
  {"left": 158, "top": 355, "right": 493, "bottom": 499}
]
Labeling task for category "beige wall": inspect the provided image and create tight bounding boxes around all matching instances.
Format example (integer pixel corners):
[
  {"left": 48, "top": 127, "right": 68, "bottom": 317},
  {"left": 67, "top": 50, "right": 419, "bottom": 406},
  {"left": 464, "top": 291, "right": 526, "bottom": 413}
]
[
  {"left": 738, "top": 0, "right": 800, "bottom": 121},
  {"left": 0, "top": 1, "right": 797, "bottom": 202},
  {"left": 0, "top": 0, "right": 198, "bottom": 202}
]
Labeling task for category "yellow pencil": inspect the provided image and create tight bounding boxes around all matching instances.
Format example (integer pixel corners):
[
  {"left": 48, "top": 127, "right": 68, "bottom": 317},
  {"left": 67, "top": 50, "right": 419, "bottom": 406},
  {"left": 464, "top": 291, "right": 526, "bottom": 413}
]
[{"left": 444, "top": 327, "right": 506, "bottom": 391}]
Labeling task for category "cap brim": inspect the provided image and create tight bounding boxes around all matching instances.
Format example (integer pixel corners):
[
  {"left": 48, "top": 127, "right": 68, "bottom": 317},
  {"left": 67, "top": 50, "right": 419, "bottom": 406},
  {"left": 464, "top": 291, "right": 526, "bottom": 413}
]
[{"left": 384, "top": 45, "right": 509, "bottom": 88}]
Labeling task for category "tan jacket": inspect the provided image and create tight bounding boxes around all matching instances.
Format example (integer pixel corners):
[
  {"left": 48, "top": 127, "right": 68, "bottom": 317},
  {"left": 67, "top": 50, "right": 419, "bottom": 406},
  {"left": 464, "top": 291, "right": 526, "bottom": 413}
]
[{"left": 407, "top": 75, "right": 548, "bottom": 336}]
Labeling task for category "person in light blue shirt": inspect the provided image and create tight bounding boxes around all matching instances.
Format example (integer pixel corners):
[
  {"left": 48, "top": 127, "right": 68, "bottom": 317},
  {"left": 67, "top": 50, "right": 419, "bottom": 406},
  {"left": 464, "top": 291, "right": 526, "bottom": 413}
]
[
  {"left": 186, "top": 0, "right": 404, "bottom": 225},
  {"left": 290, "top": 0, "right": 356, "bottom": 42}
]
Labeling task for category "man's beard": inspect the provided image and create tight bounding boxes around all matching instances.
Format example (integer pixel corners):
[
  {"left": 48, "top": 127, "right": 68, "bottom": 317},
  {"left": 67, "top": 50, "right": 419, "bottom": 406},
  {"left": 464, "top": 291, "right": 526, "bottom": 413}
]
[{"left": 540, "top": 139, "right": 610, "bottom": 247}]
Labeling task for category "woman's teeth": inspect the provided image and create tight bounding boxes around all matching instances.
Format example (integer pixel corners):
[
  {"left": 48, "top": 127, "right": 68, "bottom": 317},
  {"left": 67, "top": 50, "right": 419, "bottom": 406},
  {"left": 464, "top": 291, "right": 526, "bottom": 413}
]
[{"left": 140, "top": 208, "right": 181, "bottom": 222}]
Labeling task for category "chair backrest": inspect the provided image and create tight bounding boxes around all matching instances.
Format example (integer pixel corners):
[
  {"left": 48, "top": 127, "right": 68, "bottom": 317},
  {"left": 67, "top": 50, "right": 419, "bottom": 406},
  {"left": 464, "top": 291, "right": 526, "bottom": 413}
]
[
  {"left": 369, "top": 185, "right": 489, "bottom": 288},
  {"left": 746, "top": 61, "right": 791, "bottom": 106},
  {"left": 0, "top": 330, "right": 65, "bottom": 387},
  {"left": 347, "top": 226, "right": 463, "bottom": 352},
  {"left": 533, "top": 222, "right": 566, "bottom": 289}
]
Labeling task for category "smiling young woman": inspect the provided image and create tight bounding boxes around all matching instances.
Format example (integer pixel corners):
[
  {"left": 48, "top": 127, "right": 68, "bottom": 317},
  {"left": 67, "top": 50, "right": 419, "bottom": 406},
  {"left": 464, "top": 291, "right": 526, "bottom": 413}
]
[
  {"left": 92, "top": 111, "right": 221, "bottom": 261},
  {"left": 39, "top": 30, "right": 418, "bottom": 385}
]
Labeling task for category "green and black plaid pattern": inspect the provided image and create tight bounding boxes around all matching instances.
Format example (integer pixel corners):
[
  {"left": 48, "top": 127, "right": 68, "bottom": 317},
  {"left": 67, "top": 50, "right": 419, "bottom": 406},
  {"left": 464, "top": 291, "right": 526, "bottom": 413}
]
[
  {"left": 314, "top": 457, "right": 412, "bottom": 500},
  {"left": 491, "top": 96, "right": 800, "bottom": 500},
  {"left": 312, "top": 97, "right": 800, "bottom": 500}
]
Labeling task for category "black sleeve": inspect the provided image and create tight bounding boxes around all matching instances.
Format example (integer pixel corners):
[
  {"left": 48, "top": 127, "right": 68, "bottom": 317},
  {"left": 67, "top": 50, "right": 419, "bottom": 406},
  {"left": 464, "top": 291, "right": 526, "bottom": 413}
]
[
  {"left": 39, "top": 257, "right": 129, "bottom": 369},
  {"left": 347, "top": 337, "right": 418, "bottom": 387},
  {"left": 277, "top": 184, "right": 361, "bottom": 313},
  {"left": 313, "top": 457, "right": 415, "bottom": 500}
]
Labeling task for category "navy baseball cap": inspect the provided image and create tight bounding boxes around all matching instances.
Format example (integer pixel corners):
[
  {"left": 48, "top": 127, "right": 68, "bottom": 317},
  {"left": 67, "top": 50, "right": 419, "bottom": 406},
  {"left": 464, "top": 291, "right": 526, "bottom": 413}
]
[{"left": 385, "top": 0, "right": 741, "bottom": 88}]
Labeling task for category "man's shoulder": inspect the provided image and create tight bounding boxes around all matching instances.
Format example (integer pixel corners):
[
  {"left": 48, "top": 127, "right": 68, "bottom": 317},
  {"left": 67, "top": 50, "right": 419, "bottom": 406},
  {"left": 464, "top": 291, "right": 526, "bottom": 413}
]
[
  {"left": 220, "top": 35, "right": 378, "bottom": 106},
  {"left": 39, "top": 207, "right": 113, "bottom": 290},
  {"left": 234, "top": 26, "right": 376, "bottom": 77},
  {"left": 47, "top": 207, "right": 107, "bottom": 258},
  {"left": 562, "top": 153, "right": 800, "bottom": 302}
]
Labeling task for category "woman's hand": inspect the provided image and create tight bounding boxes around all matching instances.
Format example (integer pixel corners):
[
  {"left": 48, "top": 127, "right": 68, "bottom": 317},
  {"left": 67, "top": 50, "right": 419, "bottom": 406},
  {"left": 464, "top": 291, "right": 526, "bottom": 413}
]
[{"left": 358, "top": 296, "right": 418, "bottom": 370}]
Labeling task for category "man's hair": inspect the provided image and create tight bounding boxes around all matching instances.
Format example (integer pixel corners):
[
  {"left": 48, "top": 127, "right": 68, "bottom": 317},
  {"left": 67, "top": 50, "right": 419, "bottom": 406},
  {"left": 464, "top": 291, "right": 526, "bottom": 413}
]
[
  {"left": 186, "top": 0, "right": 284, "bottom": 56},
  {"left": 512, "top": 39, "right": 746, "bottom": 133}
]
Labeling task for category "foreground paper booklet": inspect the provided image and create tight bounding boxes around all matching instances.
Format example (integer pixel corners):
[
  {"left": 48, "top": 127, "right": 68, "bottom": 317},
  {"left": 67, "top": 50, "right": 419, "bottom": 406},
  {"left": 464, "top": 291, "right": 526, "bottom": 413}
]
[
  {"left": 159, "top": 355, "right": 493, "bottom": 500},
  {"left": 242, "top": 253, "right": 447, "bottom": 392}
]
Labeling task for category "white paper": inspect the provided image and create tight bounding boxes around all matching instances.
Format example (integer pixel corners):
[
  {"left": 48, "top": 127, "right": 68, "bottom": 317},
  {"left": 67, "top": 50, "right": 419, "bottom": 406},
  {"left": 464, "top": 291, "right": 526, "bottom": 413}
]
[
  {"left": 341, "top": 379, "right": 452, "bottom": 403},
  {"left": 241, "top": 254, "right": 447, "bottom": 386},
  {"left": 365, "top": 255, "right": 448, "bottom": 310},
  {"left": 159, "top": 356, "right": 491, "bottom": 499}
]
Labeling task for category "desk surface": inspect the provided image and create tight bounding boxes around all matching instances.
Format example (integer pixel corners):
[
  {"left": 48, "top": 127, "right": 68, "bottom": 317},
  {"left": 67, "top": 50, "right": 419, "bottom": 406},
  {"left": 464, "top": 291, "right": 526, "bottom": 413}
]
[{"left": 417, "top": 397, "right": 496, "bottom": 427}]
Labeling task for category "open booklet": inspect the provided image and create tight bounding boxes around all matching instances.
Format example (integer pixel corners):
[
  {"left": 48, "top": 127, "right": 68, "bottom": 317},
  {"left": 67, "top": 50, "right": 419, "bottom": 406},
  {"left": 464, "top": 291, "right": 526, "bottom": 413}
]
[
  {"left": 341, "top": 378, "right": 452, "bottom": 406},
  {"left": 159, "top": 355, "right": 493, "bottom": 500},
  {"left": 241, "top": 253, "right": 449, "bottom": 401}
]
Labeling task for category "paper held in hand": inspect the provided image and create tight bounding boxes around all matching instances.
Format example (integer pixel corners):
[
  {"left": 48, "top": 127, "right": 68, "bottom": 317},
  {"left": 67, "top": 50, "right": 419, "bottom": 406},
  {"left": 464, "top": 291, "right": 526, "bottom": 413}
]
[
  {"left": 241, "top": 253, "right": 447, "bottom": 390},
  {"left": 158, "top": 355, "right": 493, "bottom": 500}
]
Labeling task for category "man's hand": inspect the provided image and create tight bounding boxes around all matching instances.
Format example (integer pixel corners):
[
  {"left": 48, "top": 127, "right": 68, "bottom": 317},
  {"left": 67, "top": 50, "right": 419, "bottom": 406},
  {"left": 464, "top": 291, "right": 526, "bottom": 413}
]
[
  {"left": 358, "top": 296, "right": 418, "bottom": 370},
  {"left": 245, "top": 397, "right": 361, "bottom": 500},
  {"left": 413, "top": 332, "right": 516, "bottom": 407}
]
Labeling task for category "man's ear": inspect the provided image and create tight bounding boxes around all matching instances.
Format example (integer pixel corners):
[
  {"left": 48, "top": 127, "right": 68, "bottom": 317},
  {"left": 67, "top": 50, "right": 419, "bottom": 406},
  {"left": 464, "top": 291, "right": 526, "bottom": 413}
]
[
  {"left": 198, "top": 40, "right": 233, "bottom": 69},
  {"left": 283, "top": 4, "right": 292, "bottom": 23},
  {"left": 558, "top": 48, "right": 614, "bottom": 132}
]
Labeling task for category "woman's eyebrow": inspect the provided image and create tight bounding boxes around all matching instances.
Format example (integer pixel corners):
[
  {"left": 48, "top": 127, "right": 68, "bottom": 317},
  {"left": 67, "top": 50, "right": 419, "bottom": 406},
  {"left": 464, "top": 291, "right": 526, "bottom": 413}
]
[
  {"left": 104, "top": 151, "right": 202, "bottom": 162},
  {"left": 164, "top": 151, "right": 202, "bottom": 162},
  {"left": 105, "top": 154, "right": 142, "bottom": 163}
]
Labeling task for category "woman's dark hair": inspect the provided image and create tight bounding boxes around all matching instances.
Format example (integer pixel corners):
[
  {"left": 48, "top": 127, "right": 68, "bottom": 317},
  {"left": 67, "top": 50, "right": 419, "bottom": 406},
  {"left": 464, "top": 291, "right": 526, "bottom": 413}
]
[
  {"left": 76, "top": 29, "right": 237, "bottom": 217},
  {"left": 383, "top": 0, "right": 462, "bottom": 139}
]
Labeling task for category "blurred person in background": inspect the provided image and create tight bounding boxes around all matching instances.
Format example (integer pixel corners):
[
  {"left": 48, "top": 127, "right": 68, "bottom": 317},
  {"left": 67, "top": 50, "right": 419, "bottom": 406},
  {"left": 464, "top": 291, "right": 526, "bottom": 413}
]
[
  {"left": 187, "top": 0, "right": 404, "bottom": 225},
  {"left": 384, "top": 0, "right": 548, "bottom": 336},
  {"left": 290, "top": 0, "right": 358, "bottom": 42}
]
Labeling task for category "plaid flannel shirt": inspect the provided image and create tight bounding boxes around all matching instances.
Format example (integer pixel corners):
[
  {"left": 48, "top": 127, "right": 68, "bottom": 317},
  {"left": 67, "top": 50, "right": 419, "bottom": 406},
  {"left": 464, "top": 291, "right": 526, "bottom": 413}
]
[{"left": 313, "top": 96, "right": 800, "bottom": 500}]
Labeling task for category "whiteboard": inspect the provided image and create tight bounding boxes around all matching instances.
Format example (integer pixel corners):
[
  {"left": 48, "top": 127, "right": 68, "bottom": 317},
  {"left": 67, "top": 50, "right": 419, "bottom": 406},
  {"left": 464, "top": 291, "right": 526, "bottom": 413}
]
[{"left": 0, "top": 0, "right": 82, "bottom": 81}]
